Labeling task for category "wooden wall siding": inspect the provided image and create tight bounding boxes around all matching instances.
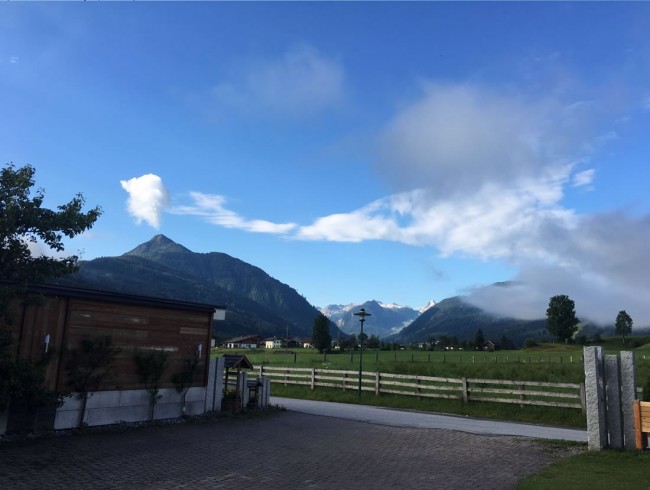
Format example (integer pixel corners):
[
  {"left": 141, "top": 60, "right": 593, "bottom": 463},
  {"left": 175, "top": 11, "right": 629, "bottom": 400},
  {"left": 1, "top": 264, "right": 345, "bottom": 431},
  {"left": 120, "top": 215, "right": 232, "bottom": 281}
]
[
  {"left": 56, "top": 299, "right": 211, "bottom": 392},
  {"left": 1, "top": 291, "right": 214, "bottom": 394}
]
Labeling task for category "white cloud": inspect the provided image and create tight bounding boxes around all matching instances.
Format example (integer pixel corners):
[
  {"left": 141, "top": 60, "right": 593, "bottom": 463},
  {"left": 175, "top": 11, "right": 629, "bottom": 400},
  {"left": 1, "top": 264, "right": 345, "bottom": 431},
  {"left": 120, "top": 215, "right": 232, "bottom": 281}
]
[
  {"left": 120, "top": 174, "right": 170, "bottom": 229},
  {"left": 467, "top": 212, "right": 650, "bottom": 325},
  {"left": 212, "top": 45, "right": 345, "bottom": 120},
  {"left": 178, "top": 81, "right": 650, "bottom": 325},
  {"left": 572, "top": 168, "right": 595, "bottom": 188},
  {"left": 172, "top": 192, "right": 297, "bottom": 235}
]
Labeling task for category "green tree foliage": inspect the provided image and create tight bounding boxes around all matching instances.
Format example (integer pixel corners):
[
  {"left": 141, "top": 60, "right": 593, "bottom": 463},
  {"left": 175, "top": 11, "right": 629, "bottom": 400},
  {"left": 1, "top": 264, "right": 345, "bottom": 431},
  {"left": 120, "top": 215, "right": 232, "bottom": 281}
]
[
  {"left": 615, "top": 310, "right": 633, "bottom": 344},
  {"left": 0, "top": 163, "right": 102, "bottom": 315},
  {"left": 0, "top": 163, "right": 101, "bottom": 416},
  {"left": 546, "top": 295, "right": 579, "bottom": 342},
  {"left": 172, "top": 357, "right": 199, "bottom": 415},
  {"left": 367, "top": 334, "right": 381, "bottom": 350},
  {"left": 474, "top": 329, "right": 485, "bottom": 349},
  {"left": 134, "top": 349, "right": 169, "bottom": 420},
  {"left": 65, "top": 336, "right": 120, "bottom": 427},
  {"left": 312, "top": 313, "right": 332, "bottom": 354}
]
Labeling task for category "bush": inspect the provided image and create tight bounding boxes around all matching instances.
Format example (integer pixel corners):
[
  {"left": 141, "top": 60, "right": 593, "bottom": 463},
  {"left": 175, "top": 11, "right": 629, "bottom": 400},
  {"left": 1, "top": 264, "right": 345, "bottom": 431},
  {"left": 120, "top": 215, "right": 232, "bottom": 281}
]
[{"left": 524, "top": 339, "right": 538, "bottom": 349}]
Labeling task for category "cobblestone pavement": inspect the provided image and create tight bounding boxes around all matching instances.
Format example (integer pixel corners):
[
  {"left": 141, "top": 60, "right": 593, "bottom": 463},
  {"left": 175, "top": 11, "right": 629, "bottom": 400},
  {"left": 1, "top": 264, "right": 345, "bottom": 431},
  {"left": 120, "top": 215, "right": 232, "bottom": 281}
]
[{"left": 0, "top": 412, "right": 579, "bottom": 489}]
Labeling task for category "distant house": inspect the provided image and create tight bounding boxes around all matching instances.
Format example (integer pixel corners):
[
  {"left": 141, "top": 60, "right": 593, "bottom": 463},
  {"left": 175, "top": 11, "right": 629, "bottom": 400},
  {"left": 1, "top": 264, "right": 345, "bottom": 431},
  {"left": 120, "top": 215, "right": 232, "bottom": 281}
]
[
  {"left": 224, "top": 335, "right": 264, "bottom": 349},
  {"left": 302, "top": 339, "right": 313, "bottom": 349},
  {"left": 286, "top": 337, "right": 301, "bottom": 349},
  {"left": 482, "top": 340, "right": 496, "bottom": 352},
  {"left": 265, "top": 338, "right": 283, "bottom": 349}
]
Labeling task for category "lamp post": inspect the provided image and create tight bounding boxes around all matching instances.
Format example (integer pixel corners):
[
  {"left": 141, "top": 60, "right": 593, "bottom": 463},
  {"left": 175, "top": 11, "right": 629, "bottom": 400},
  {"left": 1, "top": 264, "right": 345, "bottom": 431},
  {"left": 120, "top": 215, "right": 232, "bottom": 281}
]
[{"left": 353, "top": 308, "right": 371, "bottom": 397}]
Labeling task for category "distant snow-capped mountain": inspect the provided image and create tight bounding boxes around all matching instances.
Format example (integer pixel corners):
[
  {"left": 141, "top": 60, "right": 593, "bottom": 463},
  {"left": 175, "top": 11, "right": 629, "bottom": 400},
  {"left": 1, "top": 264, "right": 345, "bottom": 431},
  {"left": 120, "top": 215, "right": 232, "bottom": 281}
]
[
  {"left": 419, "top": 299, "right": 437, "bottom": 314},
  {"left": 320, "top": 300, "right": 428, "bottom": 339}
]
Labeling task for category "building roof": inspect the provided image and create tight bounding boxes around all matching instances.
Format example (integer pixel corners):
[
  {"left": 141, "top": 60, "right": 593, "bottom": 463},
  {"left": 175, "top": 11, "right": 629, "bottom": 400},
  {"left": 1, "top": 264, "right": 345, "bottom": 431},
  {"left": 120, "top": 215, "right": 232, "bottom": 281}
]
[
  {"left": 3, "top": 281, "right": 225, "bottom": 314},
  {"left": 223, "top": 354, "right": 254, "bottom": 370}
]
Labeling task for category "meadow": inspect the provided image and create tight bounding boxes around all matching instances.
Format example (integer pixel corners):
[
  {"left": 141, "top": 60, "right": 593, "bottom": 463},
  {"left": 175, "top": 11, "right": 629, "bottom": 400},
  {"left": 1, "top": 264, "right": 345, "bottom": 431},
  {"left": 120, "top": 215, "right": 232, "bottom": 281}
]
[{"left": 214, "top": 337, "right": 650, "bottom": 429}]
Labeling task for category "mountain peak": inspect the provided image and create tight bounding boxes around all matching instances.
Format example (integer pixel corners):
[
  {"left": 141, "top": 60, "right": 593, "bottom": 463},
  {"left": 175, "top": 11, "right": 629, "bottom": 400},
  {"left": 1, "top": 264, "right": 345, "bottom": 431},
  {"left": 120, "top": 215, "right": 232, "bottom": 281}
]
[
  {"left": 125, "top": 234, "right": 192, "bottom": 257},
  {"left": 419, "top": 299, "right": 437, "bottom": 314}
]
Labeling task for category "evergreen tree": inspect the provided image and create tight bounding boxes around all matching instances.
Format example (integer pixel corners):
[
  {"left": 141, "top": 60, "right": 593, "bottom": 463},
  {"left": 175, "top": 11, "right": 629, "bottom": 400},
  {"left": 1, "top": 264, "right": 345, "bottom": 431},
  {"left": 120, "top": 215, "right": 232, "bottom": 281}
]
[
  {"left": 312, "top": 313, "right": 332, "bottom": 353},
  {"left": 474, "top": 328, "right": 485, "bottom": 349}
]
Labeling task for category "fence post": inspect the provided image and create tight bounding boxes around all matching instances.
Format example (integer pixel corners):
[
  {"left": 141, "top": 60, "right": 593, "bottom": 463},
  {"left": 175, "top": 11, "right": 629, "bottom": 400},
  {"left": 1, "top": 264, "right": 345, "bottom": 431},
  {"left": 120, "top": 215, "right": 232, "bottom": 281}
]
[
  {"left": 605, "top": 355, "right": 624, "bottom": 449},
  {"left": 343, "top": 372, "right": 348, "bottom": 391},
  {"left": 584, "top": 346, "right": 608, "bottom": 450},
  {"left": 311, "top": 368, "right": 316, "bottom": 390},
  {"left": 461, "top": 377, "right": 468, "bottom": 403},
  {"left": 375, "top": 371, "right": 380, "bottom": 396},
  {"left": 620, "top": 351, "right": 638, "bottom": 450}
]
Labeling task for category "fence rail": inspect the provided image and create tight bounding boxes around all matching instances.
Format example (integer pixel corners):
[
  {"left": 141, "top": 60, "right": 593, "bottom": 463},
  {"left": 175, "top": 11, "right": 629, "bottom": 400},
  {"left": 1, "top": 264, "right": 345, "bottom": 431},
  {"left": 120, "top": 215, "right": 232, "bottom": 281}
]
[{"left": 258, "top": 366, "right": 586, "bottom": 412}]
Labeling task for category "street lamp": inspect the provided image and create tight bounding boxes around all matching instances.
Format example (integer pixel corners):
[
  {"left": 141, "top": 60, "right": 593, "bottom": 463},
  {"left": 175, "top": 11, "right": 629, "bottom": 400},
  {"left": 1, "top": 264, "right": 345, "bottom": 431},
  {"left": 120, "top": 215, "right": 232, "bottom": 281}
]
[{"left": 353, "top": 308, "right": 371, "bottom": 397}]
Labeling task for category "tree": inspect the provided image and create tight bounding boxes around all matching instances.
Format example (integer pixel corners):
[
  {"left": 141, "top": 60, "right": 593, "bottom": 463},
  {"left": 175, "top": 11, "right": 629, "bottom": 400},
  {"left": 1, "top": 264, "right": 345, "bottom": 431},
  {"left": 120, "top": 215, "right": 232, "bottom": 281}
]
[
  {"left": 312, "top": 313, "right": 332, "bottom": 354},
  {"left": 546, "top": 295, "right": 579, "bottom": 342},
  {"left": 474, "top": 329, "right": 485, "bottom": 349},
  {"left": 65, "top": 336, "right": 120, "bottom": 427},
  {"left": 0, "top": 163, "right": 102, "bottom": 316},
  {"left": 367, "top": 334, "right": 381, "bottom": 350},
  {"left": 1, "top": 163, "right": 101, "bottom": 417},
  {"left": 134, "top": 349, "right": 169, "bottom": 421},
  {"left": 172, "top": 357, "right": 199, "bottom": 416},
  {"left": 615, "top": 310, "right": 633, "bottom": 344}
]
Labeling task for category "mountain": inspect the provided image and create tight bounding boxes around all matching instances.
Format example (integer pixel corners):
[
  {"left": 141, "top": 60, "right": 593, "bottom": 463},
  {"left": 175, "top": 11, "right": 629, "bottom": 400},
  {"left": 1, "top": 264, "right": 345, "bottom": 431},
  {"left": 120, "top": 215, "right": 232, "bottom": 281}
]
[
  {"left": 386, "top": 296, "right": 547, "bottom": 347},
  {"left": 321, "top": 300, "right": 421, "bottom": 339},
  {"left": 51, "top": 234, "right": 342, "bottom": 341}
]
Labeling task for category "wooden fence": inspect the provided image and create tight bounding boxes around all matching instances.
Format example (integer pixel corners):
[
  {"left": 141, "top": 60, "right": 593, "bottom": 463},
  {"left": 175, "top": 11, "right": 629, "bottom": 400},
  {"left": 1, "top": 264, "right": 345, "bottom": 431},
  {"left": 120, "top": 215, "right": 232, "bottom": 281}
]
[{"left": 258, "top": 366, "right": 586, "bottom": 412}]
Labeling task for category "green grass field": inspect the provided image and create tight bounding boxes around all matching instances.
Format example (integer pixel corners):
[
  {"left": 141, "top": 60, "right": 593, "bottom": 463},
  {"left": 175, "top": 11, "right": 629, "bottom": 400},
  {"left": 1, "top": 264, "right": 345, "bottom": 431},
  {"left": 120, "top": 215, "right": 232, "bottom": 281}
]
[
  {"left": 213, "top": 338, "right": 650, "bottom": 428},
  {"left": 518, "top": 447, "right": 650, "bottom": 489}
]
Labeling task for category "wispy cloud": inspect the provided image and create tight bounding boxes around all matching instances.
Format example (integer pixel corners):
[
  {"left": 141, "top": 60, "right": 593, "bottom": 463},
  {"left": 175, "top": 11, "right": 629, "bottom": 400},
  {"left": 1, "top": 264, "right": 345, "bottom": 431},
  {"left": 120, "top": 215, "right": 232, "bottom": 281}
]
[
  {"left": 211, "top": 45, "right": 345, "bottom": 120},
  {"left": 120, "top": 174, "right": 170, "bottom": 229},
  {"left": 175, "top": 80, "right": 648, "bottom": 325},
  {"left": 172, "top": 192, "right": 297, "bottom": 235},
  {"left": 572, "top": 168, "right": 595, "bottom": 188}
]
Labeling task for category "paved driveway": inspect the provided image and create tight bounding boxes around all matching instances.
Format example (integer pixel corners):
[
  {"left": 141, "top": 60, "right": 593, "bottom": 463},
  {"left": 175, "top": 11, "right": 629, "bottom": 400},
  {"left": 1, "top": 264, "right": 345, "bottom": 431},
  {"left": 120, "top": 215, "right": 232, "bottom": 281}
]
[
  {"left": 0, "top": 408, "right": 582, "bottom": 489},
  {"left": 272, "top": 397, "right": 587, "bottom": 442}
]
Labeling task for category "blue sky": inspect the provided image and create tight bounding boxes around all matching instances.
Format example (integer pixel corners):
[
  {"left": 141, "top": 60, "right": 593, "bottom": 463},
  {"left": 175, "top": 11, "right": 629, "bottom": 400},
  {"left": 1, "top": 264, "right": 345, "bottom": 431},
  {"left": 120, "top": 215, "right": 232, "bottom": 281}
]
[{"left": 3, "top": 3, "right": 650, "bottom": 325}]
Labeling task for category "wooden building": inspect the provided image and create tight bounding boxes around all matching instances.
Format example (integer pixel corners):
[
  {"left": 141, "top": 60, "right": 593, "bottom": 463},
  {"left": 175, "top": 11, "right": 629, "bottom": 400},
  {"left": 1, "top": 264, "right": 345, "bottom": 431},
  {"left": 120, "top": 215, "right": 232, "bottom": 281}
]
[{"left": 1, "top": 283, "right": 225, "bottom": 432}]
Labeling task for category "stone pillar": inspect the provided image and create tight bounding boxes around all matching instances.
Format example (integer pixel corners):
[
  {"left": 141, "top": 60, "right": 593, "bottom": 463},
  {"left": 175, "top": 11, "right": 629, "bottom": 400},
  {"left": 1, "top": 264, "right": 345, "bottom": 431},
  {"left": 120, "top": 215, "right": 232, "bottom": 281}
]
[
  {"left": 257, "top": 377, "right": 270, "bottom": 408},
  {"left": 239, "top": 371, "right": 249, "bottom": 410},
  {"left": 584, "top": 346, "right": 608, "bottom": 450},
  {"left": 620, "top": 351, "right": 638, "bottom": 450},
  {"left": 261, "top": 377, "right": 271, "bottom": 407},
  {"left": 205, "top": 357, "right": 225, "bottom": 412},
  {"left": 605, "top": 355, "right": 623, "bottom": 449}
]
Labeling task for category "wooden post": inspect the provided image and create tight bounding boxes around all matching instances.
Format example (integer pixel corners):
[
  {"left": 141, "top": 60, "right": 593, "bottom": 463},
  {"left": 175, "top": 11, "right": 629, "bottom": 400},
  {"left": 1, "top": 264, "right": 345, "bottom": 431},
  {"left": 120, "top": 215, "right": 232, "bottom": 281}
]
[
  {"left": 462, "top": 377, "right": 468, "bottom": 403},
  {"left": 375, "top": 371, "right": 380, "bottom": 396},
  {"left": 310, "top": 368, "right": 315, "bottom": 390}
]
